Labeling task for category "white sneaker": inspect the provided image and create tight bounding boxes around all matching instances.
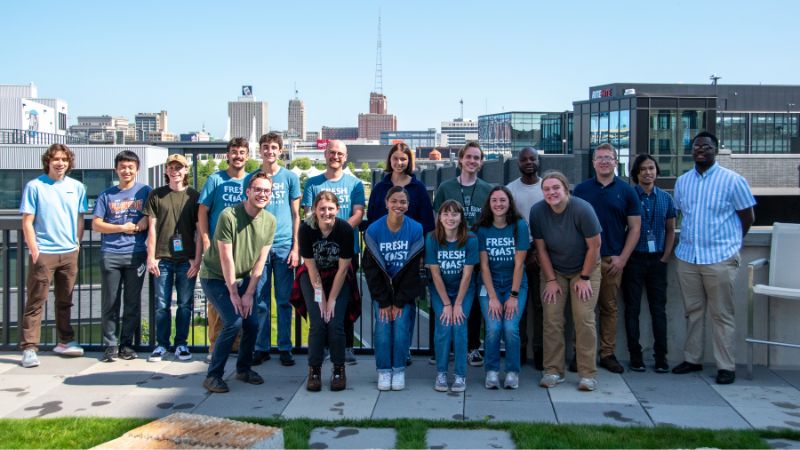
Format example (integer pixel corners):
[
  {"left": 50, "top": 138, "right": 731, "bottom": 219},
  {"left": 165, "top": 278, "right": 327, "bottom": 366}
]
[
  {"left": 148, "top": 346, "right": 167, "bottom": 362},
  {"left": 539, "top": 373, "right": 566, "bottom": 388},
  {"left": 53, "top": 341, "right": 84, "bottom": 357},
  {"left": 578, "top": 377, "right": 598, "bottom": 391},
  {"left": 485, "top": 370, "right": 500, "bottom": 389},
  {"left": 504, "top": 372, "right": 519, "bottom": 389},
  {"left": 21, "top": 349, "right": 39, "bottom": 368},
  {"left": 378, "top": 372, "right": 392, "bottom": 391},
  {"left": 434, "top": 372, "right": 448, "bottom": 392},
  {"left": 451, "top": 375, "right": 466, "bottom": 392},
  {"left": 391, "top": 372, "right": 405, "bottom": 391},
  {"left": 175, "top": 345, "right": 192, "bottom": 361}
]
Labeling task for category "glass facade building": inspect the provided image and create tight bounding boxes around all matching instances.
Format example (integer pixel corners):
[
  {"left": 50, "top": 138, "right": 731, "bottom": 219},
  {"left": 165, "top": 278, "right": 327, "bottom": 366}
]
[
  {"left": 380, "top": 129, "right": 437, "bottom": 150},
  {"left": 478, "top": 111, "right": 572, "bottom": 157}
]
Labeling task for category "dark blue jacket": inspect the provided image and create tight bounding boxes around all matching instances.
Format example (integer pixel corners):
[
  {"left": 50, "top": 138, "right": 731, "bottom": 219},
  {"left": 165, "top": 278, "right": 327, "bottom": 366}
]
[{"left": 365, "top": 173, "right": 435, "bottom": 234}]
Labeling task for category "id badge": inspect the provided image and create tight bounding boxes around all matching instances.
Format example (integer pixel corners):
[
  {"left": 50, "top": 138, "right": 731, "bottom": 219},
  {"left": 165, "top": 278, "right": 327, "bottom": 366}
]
[
  {"left": 480, "top": 285, "right": 487, "bottom": 297},
  {"left": 646, "top": 230, "right": 657, "bottom": 253},
  {"left": 172, "top": 233, "right": 184, "bottom": 252}
]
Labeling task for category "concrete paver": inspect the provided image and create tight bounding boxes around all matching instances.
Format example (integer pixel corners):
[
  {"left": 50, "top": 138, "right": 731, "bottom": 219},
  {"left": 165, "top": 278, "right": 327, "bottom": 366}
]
[
  {"left": 642, "top": 404, "right": 751, "bottom": 429},
  {"left": 372, "top": 377, "right": 464, "bottom": 420},
  {"left": 309, "top": 427, "right": 396, "bottom": 449},
  {"left": 426, "top": 428, "right": 515, "bottom": 449},
  {"left": 553, "top": 402, "right": 652, "bottom": 427}
]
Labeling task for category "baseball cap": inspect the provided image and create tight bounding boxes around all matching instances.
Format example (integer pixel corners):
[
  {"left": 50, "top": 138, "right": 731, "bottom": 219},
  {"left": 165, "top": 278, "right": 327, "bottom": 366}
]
[{"left": 165, "top": 154, "right": 189, "bottom": 167}]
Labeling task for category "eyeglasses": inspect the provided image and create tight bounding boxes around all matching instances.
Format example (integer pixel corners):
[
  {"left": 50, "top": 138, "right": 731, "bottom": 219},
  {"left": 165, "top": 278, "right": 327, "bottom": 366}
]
[
  {"left": 594, "top": 156, "right": 616, "bottom": 162},
  {"left": 251, "top": 187, "right": 272, "bottom": 195},
  {"left": 693, "top": 144, "right": 716, "bottom": 151}
]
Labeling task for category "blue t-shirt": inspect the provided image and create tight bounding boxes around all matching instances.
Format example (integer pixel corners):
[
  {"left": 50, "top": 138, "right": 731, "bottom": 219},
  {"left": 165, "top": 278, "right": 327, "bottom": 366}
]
[
  {"left": 302, "top": 173, "right": 365, "bottom": 254},
  {"left": 424, "top": 232, "right": 479, "bottom": 297},
  {"left": 365, "top": 216, "right": 423, "bottom": 278},
  {"left": 20, "top": 175, "right": 88, "bottom": 254},
  {"left": 93, "top": 182, "right": 152, "bottom": 254},
  {"left": 199, "top": 170, "right": 246, "bottom": 237},
  {"left": 476, "top": 218, "right": 530, "bottom": 283},
  {"left": 244, "top": 167, "right": 301, "bottom": 247},
  {"left": 573, "top": 176, "right": 641, "bottom": 257}
]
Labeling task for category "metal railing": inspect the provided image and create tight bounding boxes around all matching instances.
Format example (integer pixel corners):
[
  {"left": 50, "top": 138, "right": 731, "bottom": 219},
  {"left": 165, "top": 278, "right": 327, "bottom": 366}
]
[{"left": 0, "top": 129, "right": 88, "bottom": 145}]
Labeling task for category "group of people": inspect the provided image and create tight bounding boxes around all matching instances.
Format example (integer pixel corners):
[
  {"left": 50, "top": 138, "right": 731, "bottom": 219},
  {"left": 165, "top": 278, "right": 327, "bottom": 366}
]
[{"left": 17, "top": 129, "right": 756, "bottom": 396}]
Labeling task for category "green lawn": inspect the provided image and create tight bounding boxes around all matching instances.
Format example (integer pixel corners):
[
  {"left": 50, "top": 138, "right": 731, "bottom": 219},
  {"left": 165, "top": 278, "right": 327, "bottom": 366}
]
[{"left": 0, "top": 417, "right": 798, "bottom": 449}]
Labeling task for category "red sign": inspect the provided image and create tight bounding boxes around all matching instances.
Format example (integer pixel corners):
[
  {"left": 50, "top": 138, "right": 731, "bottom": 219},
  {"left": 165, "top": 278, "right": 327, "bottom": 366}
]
[{"left": 317, "top": 139, "right": 330, "bottom": 150}]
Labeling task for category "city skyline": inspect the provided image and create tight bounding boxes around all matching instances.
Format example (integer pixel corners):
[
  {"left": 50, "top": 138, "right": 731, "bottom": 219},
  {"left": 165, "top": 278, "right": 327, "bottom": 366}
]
[{"left": 2, "top": 0, "right": 798, "bottom": 138}]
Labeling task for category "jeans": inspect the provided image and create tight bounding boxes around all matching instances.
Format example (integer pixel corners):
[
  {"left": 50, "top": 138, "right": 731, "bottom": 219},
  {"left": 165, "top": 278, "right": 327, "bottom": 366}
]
[
  {"left": 201, "top": 277, "right": 258, "bottom": 379},
  {"left": 430, "top": 283, "right": 475, "bottom": 378},
  {"left": 373, "top": 302, "right": 413, "bottom": 373},
  {"left": 621, "top": 252, "right": 668, "bottom": 359},
  {"left": 255, "top": 244, "right": 295, "bottom": 352},
  {"left": 101, "top": 252, "right": 146, "bottom": 347},
  {"left": 479, "top": 274, "right": 528, "bottom": 373},
  {"left": 300, "top": 271, "right": 350, "bottom": 366},
  {"left": 154, "top": 259, "right": 196, "bottom": 348}
]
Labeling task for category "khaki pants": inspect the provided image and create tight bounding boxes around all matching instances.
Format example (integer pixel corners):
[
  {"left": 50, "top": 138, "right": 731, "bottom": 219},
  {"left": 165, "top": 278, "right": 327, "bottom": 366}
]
[
  {"left": 676, "top": 255, "right": 739, "bottom": 371},
  {"left": 207, "top": 302, "right": 240, "bottom": 353},
  {"left": 21, "top": 251, "right": 79, "bottom": 351},
  {"left": 541, "top": 263, "right": 601, "bottom": 379},
  {"left": 598, "top": 257, "right": 623, "bottom": 358}
]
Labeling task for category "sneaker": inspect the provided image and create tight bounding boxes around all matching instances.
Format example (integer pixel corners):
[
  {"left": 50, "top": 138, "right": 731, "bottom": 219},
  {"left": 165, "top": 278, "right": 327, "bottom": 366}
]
[
  {"left": 345, "top": 348, "right": 357, "bottom": 365},
  {"left": 331, "top": 364, "right": 347, "bottom": 391},
  {"left": 467, "top": 349, "right": 484, "bottom": 367},
  {"left": 428, "top": 355, "right": 436, "bottom": 365},
  {"left": 203, "top": 376, "right": 229, "bottom": 393},
  {"left": 391, "top": 372, "right": 405, "bottom": 391},
  {"left": 599, "top": 355, "right": 624, "bottom": 374},
  {"left": 307, "top": 366, "right": 322, "bottom": 392},
  {"left": 205, "top": 353, "right": 212, "bottom": 364},
  {"left": 485, "top": 370, "right": 500, "bottom": 389},
  {"left": 672, "top": 361, "right": 703, "bottom": 374},
  {"left": 252, "top": 350, "right": 271, "bottom": 366},
  {"left": 118, "top": 346, "right": 138, "bottom": 360},
  {"left": 629, "top": 353, "right": 645, "bottom": 372},
  {"left": 378, "top": 372, "right": 392, "bottom": 391},
  {"left": 235, "top": 369, "right": 264, "bottom": 385},
  {"left": 279, "top": 350, "right": 295, "bottom": 366},
  {"left": 578, "top": 377, "right": 598, "bottom": 391},
  {"left": 504, "top": 372, "right": 519, "bottom": 390},
  {"left": 148, "top": 346, "right": 167, "bottom": 362},
  {"left": 716, "top": 369, "right": 736, "bottom": 385},
  {"left": 175, "top": 345, "right": 192, "bottom": 361},
  {"left": 54, "top": 341, "right": 84, "bottom": 357},
  {"left": 654, "top": 357, "right": 669, "bottom": 373},
  {"left": 434, "top": 372, "right": 448, "bottom": 392},
  {"left": 539, "top": 373, "right": 565, "bottom": 388},
  {"left": 451, "top": 375, "right": 466, "bottom": 392},
  {"left": 21, "top": 349, "right": 40, "bottom": 368},
  {"left": 102, "top": 346, "right": 119, "bottom": 362},
  {"left": 568, "top": 355, "right": 577, "bottom": 373}
]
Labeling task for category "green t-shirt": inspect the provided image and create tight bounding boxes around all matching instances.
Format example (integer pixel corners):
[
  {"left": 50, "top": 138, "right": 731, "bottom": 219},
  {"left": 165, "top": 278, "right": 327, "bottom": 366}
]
[
  {"left": 433, "top": 177, "right": 493, "bottom": 227},
  {"left": 200, "top": 204, "right": 276, "bottom": 281},
  {"left": 143, "top": 185, "right": 200, "bottom": 261}
]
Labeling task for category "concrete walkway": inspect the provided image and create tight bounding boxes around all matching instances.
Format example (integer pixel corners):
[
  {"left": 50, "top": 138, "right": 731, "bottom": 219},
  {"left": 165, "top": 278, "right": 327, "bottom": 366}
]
[{"left": 1, "top": 351, "right": 800, "bottom": 431}]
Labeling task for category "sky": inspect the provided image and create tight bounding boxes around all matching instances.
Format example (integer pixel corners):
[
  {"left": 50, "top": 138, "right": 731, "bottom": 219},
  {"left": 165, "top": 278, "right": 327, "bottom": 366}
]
[{"left": 2, "top": 0, "right": 798, "bottom": 138}]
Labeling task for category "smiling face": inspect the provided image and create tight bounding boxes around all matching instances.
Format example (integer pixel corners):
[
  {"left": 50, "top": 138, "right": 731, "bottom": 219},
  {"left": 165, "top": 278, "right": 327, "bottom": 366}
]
[
  {"left": 227, "top": 145, "right": 248, "bottom": 170},
  {"left": 439, "top": 207, "right": 462, "bottom": 232},
  {"left": 47, "top": 150, "right": 70, "bottom": 180},
  {"left": 592, "top": 148, "right": 617, "bottom": 178},
  {"left": 390, "top": 150, "right": 410, "bottom": 175},
  {"left": 166, "top": 161, "right": 187, "bottom": 185},
  {"left": 637, "top": 158, "right": 658, "bottom": 186},
  {"left": 542, "top": 177, "right": 568, "bottom": 208},
  {"left": 692, "top": 136, "right": 718, "bottom": 169},
  {"left": 115, "top": 160, "right": 138, "bottom": 185},
  {"left": 314, "top": 199, "right": 339, "bottom": 228},
  {"left": 325, "top": 142, "right": 347, "bottom": 170},
  {"left": 259, "top": 141, "right": 281, "bottom": 165},
  {"left": 459, "top": 146, "right": 483, "bottom": 176},
  {"left": 517, "top": 148, "right": 539, "bottom": 176},
  {"left": 386, "top": 191, "right": 409, "bottom": 217},
  {"left": 489, "top": 189, "right": 510, "bottom": 219}
]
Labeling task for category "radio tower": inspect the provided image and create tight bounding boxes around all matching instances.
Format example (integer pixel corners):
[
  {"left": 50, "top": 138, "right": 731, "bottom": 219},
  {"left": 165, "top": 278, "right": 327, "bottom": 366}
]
[{"left": 374, "top": 12, "right": 383, "bottom": 94}]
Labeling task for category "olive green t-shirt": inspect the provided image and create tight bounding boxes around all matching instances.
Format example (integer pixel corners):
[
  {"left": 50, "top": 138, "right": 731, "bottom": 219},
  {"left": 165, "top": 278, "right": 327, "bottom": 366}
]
[
  {"left": 143, "top": 185, "right": 200, "bottom": 261},
  {"left": 200, "top": 204, "right": 276, "bottom": 281}
]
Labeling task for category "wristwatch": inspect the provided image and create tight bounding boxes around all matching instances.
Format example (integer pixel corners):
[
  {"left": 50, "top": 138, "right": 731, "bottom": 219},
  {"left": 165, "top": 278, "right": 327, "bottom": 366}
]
[
  {"left": 509, "top": 290, "right": 519, "bottom": 298},
  {"left": 579, "top": 274, "right": 590, "bottom": 281}
]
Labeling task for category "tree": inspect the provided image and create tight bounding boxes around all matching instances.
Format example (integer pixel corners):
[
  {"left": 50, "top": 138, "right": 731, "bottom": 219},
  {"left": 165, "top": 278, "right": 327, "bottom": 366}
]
[
  {"left": 359, "top": 162, "right": 372, "bottom": 183},
  {"left": 218, "top": 160, "right": 229, "bottom": 170},
  {"left": 314, "top": 162, "right": 326, "bottom": 170},
  {"left": 245, "top": 159, "right": 260, "bottom": 172},
  {"left": 347, "top": 162, "right": 356, "bottom": 172},
  {"left": 294, "top": 157, "right": 312, "bottom": 170},
  {"left": 376, "top": 161, "right": 386, "bottom": 170}
]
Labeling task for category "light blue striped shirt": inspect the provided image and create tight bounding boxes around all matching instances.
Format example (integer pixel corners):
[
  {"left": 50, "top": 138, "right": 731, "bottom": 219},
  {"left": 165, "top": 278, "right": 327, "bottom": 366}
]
[{"left": 674, "top": 163, "right": 756, "bottom": 264}]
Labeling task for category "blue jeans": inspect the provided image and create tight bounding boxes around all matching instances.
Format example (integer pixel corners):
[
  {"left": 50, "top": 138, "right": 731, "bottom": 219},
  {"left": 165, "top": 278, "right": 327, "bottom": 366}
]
[
  {"left": 154, "top": 260, "right": 196, "bottom": 348},
  {"left": 255, "top": 244, "right": 295, "bottom": 352},
  {"left": 373, "top": 302, "right": 413, "bottom": 373},
  {"left": 430, "top": 283, "right": 474, "bottom": 378},
  {"left": 479, "top": 274, "right": 528, "bottom": 373},
  {"left": 201, "top": 277, "right": 258, "bottom": 379}
]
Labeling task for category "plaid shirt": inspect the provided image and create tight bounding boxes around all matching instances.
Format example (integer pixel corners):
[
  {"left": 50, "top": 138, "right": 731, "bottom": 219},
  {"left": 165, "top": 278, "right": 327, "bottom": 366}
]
[{"left": 634, "top": 185, "right": 676, "bottom": 254}]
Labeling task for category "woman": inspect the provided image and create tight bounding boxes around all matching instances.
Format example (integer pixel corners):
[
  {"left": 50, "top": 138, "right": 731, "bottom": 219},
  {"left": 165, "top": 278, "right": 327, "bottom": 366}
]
[
  {"left": 363, "top": 186, "right": 425, "bottom": 391},
  {"left": 530, "top": 171, "right": 602, "bottom": 392},
  {"left": 425, "top": 200, "right": 479, "bottom": 393},
  {"left": 296, "top": 191, "right": 355, "bottom": 392},
  {"left": 475, "top": 186, "right": 530, "bottom": 389}
]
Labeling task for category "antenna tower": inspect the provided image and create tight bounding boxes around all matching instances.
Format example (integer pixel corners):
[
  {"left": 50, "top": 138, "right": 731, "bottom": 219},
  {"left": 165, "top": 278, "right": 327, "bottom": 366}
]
[
  {"left": 459, "top": 99, "right": 464, "bottom": 120},
  {"left": 374, "top": 12, "right": 383, "bottom": 94}
]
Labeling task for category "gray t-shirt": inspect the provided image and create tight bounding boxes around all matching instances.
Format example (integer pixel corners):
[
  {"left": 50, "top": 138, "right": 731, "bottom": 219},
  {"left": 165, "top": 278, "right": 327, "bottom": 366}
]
[
  {"left": 530, "top": 196, "right": 602, "bottom": 274},
  {"left": 506, "top": 177, "right": 543, "bottom": 226}
]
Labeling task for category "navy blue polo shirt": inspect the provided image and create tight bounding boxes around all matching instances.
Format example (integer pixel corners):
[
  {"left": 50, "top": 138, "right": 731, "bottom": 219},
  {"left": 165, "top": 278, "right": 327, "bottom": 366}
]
[{"left": 573, "top": 176, "right": 641, "bottom": 257}]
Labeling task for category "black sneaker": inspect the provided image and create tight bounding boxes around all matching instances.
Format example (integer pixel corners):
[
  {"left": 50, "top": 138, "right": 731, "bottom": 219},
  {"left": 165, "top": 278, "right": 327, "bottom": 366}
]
[
  {"left": 629, "top": 354, "right": 645, "bottom": 372},
  {"left": 252, "top": 350, "right": 271, "bottom": 366},
  {"left": 654, "top": 357, "right": 669, "bottom": 373},
  {"left": 599, "top": 355, "right": 625, "bottom": 374},
  {"left": 671, "top": 361, "right": 703, "bottom": 374},
  {"left": 118, "top": 346, "right": 138, "bottom": 360},
  {"left": 467, "top": 349, "right": 484, "bottom": 367},
  {"left": 279, "top": 350, "right": 295, "bottom": 367},
  {"left": 568, "top": 356, "right": 578, "bottom": 373},
  {"left": 203, "top": 376, "right": 229, "bottom": 393},
  {"left": 102, "top": 346, "right": 118, "bottom": 363},
  {"left": 235, "top": 369, "right": 264, "bottom": 385}
]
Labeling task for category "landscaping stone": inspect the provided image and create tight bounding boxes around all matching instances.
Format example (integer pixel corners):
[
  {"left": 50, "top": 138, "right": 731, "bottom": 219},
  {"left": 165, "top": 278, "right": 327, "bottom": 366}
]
[
  {"left": 309, "top": 427, "right": 396, "bottom": 449},
  {"left": 767, "top": 438, "right": 800, "bottom": 449},
  {"left": 426, "top": 428, "right": 515, "bottom": 449}
]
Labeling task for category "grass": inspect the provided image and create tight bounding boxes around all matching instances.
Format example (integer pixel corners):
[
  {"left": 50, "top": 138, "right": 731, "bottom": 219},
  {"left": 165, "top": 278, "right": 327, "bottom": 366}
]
[{"left": 0, "top": 416, "right": 796, "bottom": 449}]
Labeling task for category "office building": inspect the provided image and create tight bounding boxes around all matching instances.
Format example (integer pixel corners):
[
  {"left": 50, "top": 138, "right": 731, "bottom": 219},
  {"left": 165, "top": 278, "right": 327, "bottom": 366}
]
[
  {"left": 478, "top": 111, "right": 573, "bottom": 157},
  {"left": 288, "top": 96, "right": 306, "bottom": 140},
  {"left": 228, "top": 86, "right": 268, "bottom": 141},
  {"left": 440, "top": 119, "right": 478, "bottom": 147},
  {"left": 380, "top": 129, "right": 437, "bottom": 149},
  {"left": 306, "top": 131, "right": 320, "bottom": 142},
  {"left": 358, "top": 92, "right": 397, "bottom": 140},
  {"left": 70, "top": 116, "right": 129, "bottom": 143},
  {"left": 0, "top": 83, "right": 69, "bottom": 137},
  {"left": 321, "top": 126, "right": 359, "bottom": 140},
  {"left": 135, "top": 110, "right": 169, "bottom": 141},
  {"left": 180, "top": 130, "right": 211, "bottom": 142}
]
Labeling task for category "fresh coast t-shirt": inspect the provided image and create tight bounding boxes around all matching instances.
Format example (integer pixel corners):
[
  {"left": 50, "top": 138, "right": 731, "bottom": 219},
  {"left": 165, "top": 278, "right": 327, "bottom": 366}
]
[
  {"left": 199, "top": 170, "right": 246, "bottom": 237},
  {"left": 244, "top": 167, "right": 300, "bottom": 247},
  {"left": 200, "top": 204, "right": 276, "bottom": 281},
  {"left": 302, "top": 173, "right": 365, "bottom": 254},
  {"left": 365, "top": 216, "right": 423, "bottom": 277},
  {"left": 20, "top": 175, "right": 88, "bottom": 254},
  {"left": 93, "top": 182, "right": 151, "bottom": 254},
  {"left": 476, "top": 218, "right": 530, "bottom": 281},
  {"left": 424, "top": 232, "right": 479, "bottom": 296}
]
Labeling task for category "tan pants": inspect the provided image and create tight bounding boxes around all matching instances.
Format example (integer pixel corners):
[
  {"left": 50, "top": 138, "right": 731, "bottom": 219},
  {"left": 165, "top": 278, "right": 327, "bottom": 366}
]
[
  {"left": 21, "top": 251, "right": 79, "bottom": 351},
  {"left": 676, "top": 255, "right": 739, "bottom": 371},
  {"left": 598, "top": 257, "right": 623, "bottom": 358},
  {"left": 207, "top": 302, "right": 241, "bottom": 353},
  {"left": 542, "top": 263, "right": 601, "bottom": 379}
]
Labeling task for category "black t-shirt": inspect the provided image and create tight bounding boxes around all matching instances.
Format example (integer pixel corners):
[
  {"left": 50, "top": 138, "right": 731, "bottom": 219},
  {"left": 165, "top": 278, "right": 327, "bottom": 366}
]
[{"left": 299, "top": 218, "right": 355, "bottom": 270}]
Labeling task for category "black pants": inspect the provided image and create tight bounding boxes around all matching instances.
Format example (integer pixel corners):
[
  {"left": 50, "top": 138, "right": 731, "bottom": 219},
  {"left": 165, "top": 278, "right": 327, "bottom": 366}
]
[
  {"left": 101, "top": 252, "right": 146, "bottom": 347},
  {"left": 345, "top": 256, "right": 360, "bottom": 349},
  {"left": 524, "top": 262, "right": 542, "bottom": 356},
  {"left": 468, "top": 275, "right": 483, "bottom": 351},
  {"left": 621, "top": 252, "right": 668, "bottom": 359},
  {"left": 300, "top": 272, "right": 350, "bottom": 366}
]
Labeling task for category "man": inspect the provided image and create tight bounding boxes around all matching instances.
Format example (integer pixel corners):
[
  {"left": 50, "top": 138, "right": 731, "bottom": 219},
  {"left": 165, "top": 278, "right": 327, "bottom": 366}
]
[
  {"left": 302, "top": 140, "right": 365, "bottom": 364},
  {"left": 93, "top": 150, "right": 151, "bottom": 362},
  {"left": 621, "top": 154, "right": 676, "bottom": 373},
  {"left": 198, "top": 138, "right": 249, "bottom": 362},
  {"left": 144, "top": 154, "right": 202, "bottom": 362},
  {"left": 672, "top": 131, "right": 755, "bottom": 385},
  {"left": 201, "top": 173, "right": 276, "bottom": 393},
  {"left": 506, "top": 147, "right": 544, "bottom": 370},
  {"left": 19, "top": 144, "right": 88, "bottom": 368},
  {"left": 574, "top": 143, "right": 641, "bottom": 374},
  {"left": 247, "top": 132, "right": 301, "bottom": 366},
  {"left": 433, "top": 141, "right": 493, "bottom": 367}
]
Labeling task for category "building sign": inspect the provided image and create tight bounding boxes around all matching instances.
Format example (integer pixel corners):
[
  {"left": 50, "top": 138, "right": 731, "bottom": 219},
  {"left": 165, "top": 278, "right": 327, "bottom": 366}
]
[
  {"left": 591, "top": 88, "right": 613, "bottom": 99},
  {"left": 316, "top": 139, "right": 330, "bottom": 150},
  {"left": 242, "top": 85, "right": 253, "bottom": 96}
]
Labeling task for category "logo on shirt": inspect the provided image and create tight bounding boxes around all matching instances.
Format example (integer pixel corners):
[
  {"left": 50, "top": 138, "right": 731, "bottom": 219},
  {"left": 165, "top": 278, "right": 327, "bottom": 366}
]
[
  {"left": 221, "top": 185, "right": 243, "bottom": 204},
  {"left": 380, "top": 240, "right": 409, "bottom": 269},
  {"left": 438, "top": 249, "right": 466, "bottom": 274},
  {"left": 485, "top": 237, "right": 515, "bottom": 259},
  {"left": 110, "top": 199, "right": 144, "bottom": 215}
]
